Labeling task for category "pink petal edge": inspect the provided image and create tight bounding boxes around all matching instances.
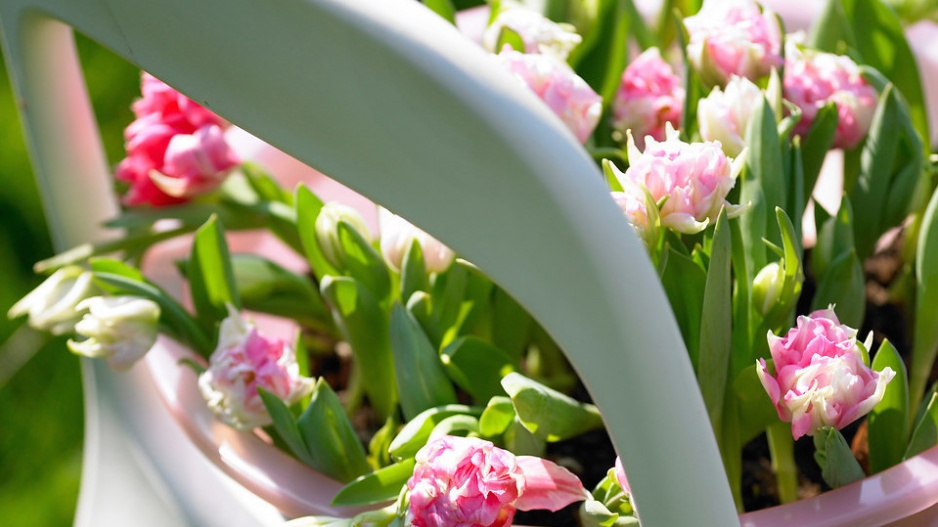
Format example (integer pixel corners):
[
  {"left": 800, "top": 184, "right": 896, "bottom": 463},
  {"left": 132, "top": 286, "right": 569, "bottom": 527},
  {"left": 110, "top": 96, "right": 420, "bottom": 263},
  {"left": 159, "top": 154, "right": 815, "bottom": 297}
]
[{"left": 514, "top": 456, "right": 589, "bottom": 512}]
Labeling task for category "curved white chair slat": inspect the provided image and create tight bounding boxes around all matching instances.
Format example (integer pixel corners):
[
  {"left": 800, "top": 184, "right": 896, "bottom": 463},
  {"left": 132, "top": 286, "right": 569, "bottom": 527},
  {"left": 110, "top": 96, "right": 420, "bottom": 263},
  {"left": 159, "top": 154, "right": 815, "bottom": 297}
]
[{"left": 0, "top": 1, "right": 738, "bottom": 526}]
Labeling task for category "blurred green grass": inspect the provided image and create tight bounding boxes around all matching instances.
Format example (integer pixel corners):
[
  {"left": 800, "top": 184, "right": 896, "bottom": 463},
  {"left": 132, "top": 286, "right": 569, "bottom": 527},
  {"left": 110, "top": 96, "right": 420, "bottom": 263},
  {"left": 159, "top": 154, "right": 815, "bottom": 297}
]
[{"left": 0, "top": 32, "right": 139, "bottom": 526}]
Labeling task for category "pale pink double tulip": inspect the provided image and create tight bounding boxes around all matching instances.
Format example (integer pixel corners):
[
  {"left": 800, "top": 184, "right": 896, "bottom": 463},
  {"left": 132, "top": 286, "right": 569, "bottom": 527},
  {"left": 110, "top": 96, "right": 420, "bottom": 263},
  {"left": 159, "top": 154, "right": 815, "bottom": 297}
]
[
  {"left": 482, "top": 7, "right": 582, "bottom": 60},
  {"left": 116, "top": 73, "right": 239, "bottom": 206},
  {"left": 495, "top": 48, "right": 602, "bottom": 143},
  {"left": 683, "top": 1, "right": 782, "bottom": 87},
  {"left": 757, "top": 308, "right": 895, "bottom": 440},
  {"left": 784, "top": 44, "right": 879, "bottom": 149},
  {"left": 199, "top": 307, "right": 313, "bottom": 430},
  {"left": 698, "top": 75, "right": 766, "bottom": 157},
  {"left": 612, "top": 125, "right": 746, "bottom": 234},
  {"left": 612, "top": 48, "right": 684, "bottom": 150},
  {"left": 406, "top": 435, "right": 587, "bottom": 527}
]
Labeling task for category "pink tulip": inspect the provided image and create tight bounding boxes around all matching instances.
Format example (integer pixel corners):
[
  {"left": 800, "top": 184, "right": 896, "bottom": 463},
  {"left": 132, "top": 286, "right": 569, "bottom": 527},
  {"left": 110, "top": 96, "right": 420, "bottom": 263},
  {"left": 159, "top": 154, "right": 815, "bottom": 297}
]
[
  {"left": 784, "top": 44, "right": 879, "bottom": 149},
  {"left": 612, "top": 125, "right": 746, "bottom": 234},
  {"left": 199, "top": 307, "right": 313, "bottom": 430},
  {"left": 116, "top": 73, "right": 238, "bottom": 206},
  {"left": 133, "top": 72, "right": 227, "bottom": 132},
  {"left": 757, "top": 308, "right": 895, "bottom": 440},
  {"left": 482, "top": 7, "right": 582, "bottom": 60},
  {"left": 613, "top": 457, "right": 631, "bottom": 495},
  {"left": 406, "top": 436, "right": 587, "bottom": 527},
  {"left": 612, "top": 48, "right": 684, "bottom": 149},
  {"left": 683, "top": 1, "right": 782, "bottom": 87},
  {"left": 494, "top": 48, "right": 602, "bottom": 143}
]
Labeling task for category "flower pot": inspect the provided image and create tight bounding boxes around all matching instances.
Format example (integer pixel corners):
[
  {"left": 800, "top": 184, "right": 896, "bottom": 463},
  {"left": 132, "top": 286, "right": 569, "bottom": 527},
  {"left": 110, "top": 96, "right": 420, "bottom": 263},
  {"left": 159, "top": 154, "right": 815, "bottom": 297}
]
[{"left": 138, "top": 226, "right": 938, "bottom": 527}]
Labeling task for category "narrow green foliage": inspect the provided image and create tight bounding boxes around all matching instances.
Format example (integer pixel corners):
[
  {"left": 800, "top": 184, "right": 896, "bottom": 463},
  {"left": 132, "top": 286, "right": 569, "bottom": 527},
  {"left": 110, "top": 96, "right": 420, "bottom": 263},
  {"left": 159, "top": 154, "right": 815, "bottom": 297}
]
[
  {"left": 320, "top": 276, "right": 397, "bottom": 421},
  {"left": 868, "top": 340, "right": 909, "bottom": 473},
  {"left": 911, "top": 187, "right": 938, "bottom": 413},
  {"left": 423, "top": 0, "right": 457, "bottom": 24},
  {"left": 697, "top": 210, "right": 732, "bottom": 446},
  {"left": 187, "top": 215, "right": 240, "bottom": 331},
  {"left": 332, "top": 458, "right": 416, "bottom": 507},
  {"left": 813, "top": 426, "right": 866, "bottom": 489},
  {"left": 501, "top": 372, "right": 604, "bottom": 441},
  {"left": 297, "top": 379, "right": 371, "bottom": 483},
  {"left": 390, "top": 303, "right": 458, "bottom": 421},
  {"left": 388, "top": 404, "right": 480, "bottom": 460},
  {"left": 295, "top": 184, "right": 338, "bottom": 280},
  {"left": 441, "top": 337, "right": 515, "bottom": 402}
]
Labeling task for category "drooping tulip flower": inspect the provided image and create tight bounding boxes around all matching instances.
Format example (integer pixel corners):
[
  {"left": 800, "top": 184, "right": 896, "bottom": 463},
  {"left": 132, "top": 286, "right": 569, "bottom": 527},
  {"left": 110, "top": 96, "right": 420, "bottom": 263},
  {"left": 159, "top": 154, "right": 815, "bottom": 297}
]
[
  {"left": 199, "top": 306, "right": 314, "bottom": 430},
  {"left": 612, "top": 48, "right": 685, "bottom": 150},
  {"left": 67, "top": 296, "right": 161, "bottom": 370},
  {"left": 698, "top": 75, "right": 766, "bottom": 157},
  {"left": 683, "top": 1, "right": 783, "bottom": 88},
  {"left": 757, "top": 308, "right": 895, "bottom": 440},
  {"left": 784, "top": 43, "right": 878, "bottom": 149},
  {"left": 314, "top": 202, "right": 375, "bottom": 270},
  {"left": 7, "top": 265, "right": 98, "bottom": 335},
  {"left": 494, "top": 47, "right": 602, "bottom": 143},
  {"left": 406, "top": 435, "right": 588, "bottom": 527}
]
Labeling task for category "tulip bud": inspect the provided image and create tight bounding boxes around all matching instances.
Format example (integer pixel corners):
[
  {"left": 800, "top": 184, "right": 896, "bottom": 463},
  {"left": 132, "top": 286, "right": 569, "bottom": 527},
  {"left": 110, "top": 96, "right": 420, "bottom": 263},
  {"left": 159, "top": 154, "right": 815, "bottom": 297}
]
[
  {"left": 67, "top": 296, "right": 161, "bottom": 370},
  {"left": 7, "top": 265, "right": 98, "bottom": 335},
  {"left": 752, "top": 262, "right": 785, "bottom": 316},
  {"left": 482, "top": 6, "right": 582, "bottom": 60},
  {"left": 314, "top": 202, "right": 373, "bottom": 270},
  {"left": 697, "top": 75, "right": 766, "bottom": 158},
  {"left": 379, "top": 207, "right": 455, "bottom": 274}
]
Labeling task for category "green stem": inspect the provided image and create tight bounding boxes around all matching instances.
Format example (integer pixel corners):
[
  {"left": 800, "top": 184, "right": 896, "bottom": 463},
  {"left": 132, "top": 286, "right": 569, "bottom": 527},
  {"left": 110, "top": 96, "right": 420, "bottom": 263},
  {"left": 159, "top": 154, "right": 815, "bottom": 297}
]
[{"left": 767, "top": 422, "right": 799, "bottom": 504}]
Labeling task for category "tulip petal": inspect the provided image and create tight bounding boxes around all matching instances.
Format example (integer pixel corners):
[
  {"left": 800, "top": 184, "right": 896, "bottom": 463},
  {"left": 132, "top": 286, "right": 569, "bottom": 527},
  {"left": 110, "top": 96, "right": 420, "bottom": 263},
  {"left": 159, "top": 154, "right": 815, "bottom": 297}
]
[{"left": 514, "top": 456, "right": 588, "bottom": 512}]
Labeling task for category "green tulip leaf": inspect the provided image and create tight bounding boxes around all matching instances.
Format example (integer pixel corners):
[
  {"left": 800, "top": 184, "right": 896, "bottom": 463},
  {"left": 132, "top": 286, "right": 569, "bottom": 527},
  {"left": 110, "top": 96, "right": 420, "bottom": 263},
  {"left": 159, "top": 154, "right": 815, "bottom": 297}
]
[
  {"left": 390, "top": 303, "right": 458, "bottom": 421},
  {"left": 320, "top": 275, "right": 397, "bottom": 421},
  {"left": 258, "top": 387, "right": 315, "bottom": 467},
  {"left": 336, "top": 220, "right": 391, "bottom": 302},
  {"left": 441, "top": 336, "right": 515, "bottom": 403},
  {"left": 868, "top": 339, "right": 909, "bottom": 473},
  {"left": 400, "top": 240, "right": 428, "bottom": 303},
  {"left": 479, "top": 396, "right": 516, "bottom": 437},
  {"left": 388, "top": 404, "right": 481, "bottom": 460},
  {"left": 660, "top": 245, "right": 706, "bottom": 368},
  {"left": 188, "top": 214, "right": 240, "bottom": 330},
  {"left": 501, "top": 372, "right": 604, "bottom": 442},
  {"left": 295, "top": 184, "right": 339, "bottom": 280},
  {"left": 814, "top": 426, "right": 866, "bottom": 489},
  {"left": 698, "top": 209, "right": 732, "bottom": 444},
  {"left": 297, "top": 378, "right": 371, "bottom": 483},
  {"left": 331, "top": 458, "right": 416, "bottom": 507},
  {"left": 906, "top": 389, "right": 938, "bottom": 460},
  {"left": 911, "top": 187, "right": 938, "bottom": 412}
]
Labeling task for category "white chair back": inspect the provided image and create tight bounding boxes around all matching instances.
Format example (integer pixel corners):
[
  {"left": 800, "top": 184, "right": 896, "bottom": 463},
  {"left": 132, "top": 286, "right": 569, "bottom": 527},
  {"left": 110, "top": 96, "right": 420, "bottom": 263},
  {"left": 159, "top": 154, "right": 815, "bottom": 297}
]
[{"left": 0, "top": 1, "right": 738, "bottom": 526}]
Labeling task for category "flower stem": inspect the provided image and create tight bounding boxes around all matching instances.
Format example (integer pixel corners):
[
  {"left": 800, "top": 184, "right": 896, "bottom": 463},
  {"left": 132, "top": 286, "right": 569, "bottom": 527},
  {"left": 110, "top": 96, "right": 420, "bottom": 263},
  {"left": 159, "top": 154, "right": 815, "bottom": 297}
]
[{"left": 767, "top": 422, "right": 799, "bottom": 504}]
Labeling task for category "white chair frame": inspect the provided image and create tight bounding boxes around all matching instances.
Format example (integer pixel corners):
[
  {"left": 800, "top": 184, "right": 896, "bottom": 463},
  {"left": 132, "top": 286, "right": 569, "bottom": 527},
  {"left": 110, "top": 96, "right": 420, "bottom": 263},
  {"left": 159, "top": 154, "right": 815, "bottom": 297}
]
[{"left": 0, "top": 1, "right": 738, "bottom": 526}]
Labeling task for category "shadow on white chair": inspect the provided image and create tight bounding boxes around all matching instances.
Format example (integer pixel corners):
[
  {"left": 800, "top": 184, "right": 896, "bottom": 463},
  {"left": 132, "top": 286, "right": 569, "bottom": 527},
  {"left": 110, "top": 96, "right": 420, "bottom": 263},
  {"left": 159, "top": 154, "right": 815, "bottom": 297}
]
[{"left": 0, "top": 1, "right": 737, "bottom": 526}]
